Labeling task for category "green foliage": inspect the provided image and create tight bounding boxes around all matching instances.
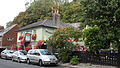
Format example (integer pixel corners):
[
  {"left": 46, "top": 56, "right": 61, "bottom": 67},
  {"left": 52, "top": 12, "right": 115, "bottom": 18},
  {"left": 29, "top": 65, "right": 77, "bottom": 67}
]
[
  {"left": 46, "top": 27, "right": 81, "bottom": 49},
  {"left": 58, "top": 48, "right": 72, "bottom": 63},
  {"left": 46, "top": 27, "right": 81, "bottom": 63},
  {"left": 83, "top": 25, "right": 110, "bottom": 52},
  {"left": 6, "top": 21, "right": 12, "bottom": 28},
  {"left": 60, "top": 0, "right": 83, "bottom": 23},
  {"left": 7, "top": 0, "right": 83, "bottom": 27},
  {"left": 6, "top": 0, "right": 70, "bottom": 27},
  {"left": 70, "top": 56, "right": 79, "bottom": 65},
  {"left": 81, "top": 0, "right": 120, "bottom": 51},
  {"left": 83, "top": 26, "right": 100, "bottom": 52}
]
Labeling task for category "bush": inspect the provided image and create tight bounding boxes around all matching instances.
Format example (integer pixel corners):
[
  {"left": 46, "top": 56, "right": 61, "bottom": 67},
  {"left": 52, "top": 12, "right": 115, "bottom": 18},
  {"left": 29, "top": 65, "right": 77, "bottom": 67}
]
[
  {"left": 58, "top": 48, "right": 72, "bottom": 63},
  {"left": 70, "top": 56, "right": 79, "bottom": 65}
]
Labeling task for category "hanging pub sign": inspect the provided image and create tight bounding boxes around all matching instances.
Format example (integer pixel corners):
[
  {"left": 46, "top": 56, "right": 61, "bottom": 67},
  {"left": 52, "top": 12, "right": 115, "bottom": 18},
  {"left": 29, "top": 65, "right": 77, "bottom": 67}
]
[{"left": 25, "top": 33, "right": 31, "bottom": 42}]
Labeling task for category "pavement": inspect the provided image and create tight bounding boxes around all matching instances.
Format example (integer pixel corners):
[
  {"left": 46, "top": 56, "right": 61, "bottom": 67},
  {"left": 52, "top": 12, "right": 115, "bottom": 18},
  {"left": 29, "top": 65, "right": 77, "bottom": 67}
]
[{"left": 60, "top": 63, "right": 117, "bottom": 68}]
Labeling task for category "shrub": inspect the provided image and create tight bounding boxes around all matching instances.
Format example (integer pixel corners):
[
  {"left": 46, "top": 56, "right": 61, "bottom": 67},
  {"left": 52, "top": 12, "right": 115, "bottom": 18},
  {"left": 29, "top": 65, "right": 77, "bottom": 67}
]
[
  {"left": 58, "top": 48, "right": 72, "bottom": 63},
  {"left": 70, "top": 56, "right": 79, "bottom": 65}
]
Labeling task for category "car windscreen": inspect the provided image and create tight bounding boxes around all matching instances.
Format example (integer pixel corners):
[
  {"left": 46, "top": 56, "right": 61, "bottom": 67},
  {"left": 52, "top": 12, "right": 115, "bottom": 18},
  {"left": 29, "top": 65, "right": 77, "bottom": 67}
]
[
  {"left": 39, "top": 50, "right": 52, "bottom": 55},
  {"left": 5, "top": 50, "right": 14, "bottom": 54},
  {"left": 9, "top": 51, "right": 14, "bottom": 53},
  {"left": 20, "top": 51, "right": 27, "bottom": 55}
]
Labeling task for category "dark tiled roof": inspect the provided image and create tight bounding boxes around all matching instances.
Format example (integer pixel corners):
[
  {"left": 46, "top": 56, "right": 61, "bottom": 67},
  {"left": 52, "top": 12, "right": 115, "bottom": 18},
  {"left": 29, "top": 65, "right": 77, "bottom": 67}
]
[
  {"left": 70, "top": 23, "right": 80, "bottom": 28},
  {"left": 0, "top": 24, "right": 17, "bottom": 36},
  {"left": 18, "top": 19, "right": 71, "bottom": 31}
]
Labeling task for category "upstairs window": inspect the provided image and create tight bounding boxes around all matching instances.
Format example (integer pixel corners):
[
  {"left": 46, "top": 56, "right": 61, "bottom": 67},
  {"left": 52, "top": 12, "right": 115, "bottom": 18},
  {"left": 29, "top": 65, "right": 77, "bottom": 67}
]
[{"left": 7, "top": 37, "right": 14, "bottom": 41}]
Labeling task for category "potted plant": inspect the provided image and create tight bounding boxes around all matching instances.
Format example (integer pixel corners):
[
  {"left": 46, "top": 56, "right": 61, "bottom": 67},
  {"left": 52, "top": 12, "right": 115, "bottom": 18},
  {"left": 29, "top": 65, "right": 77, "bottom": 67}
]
[
  {"left": 19, "top": 35, "right": 23, "bottom": 40},
  {"left": 32, "top": 34, "right": 36, "bottom": 40}
]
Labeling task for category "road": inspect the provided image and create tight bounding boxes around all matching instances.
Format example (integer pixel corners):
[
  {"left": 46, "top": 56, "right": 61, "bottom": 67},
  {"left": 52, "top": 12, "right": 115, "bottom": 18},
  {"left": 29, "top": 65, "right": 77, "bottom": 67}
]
[
  {"left": 0, "top": 59, "right": 70, "bottom": 68},
  {"left": 0, "top": 58, "right": 117, "bottom": 68}
]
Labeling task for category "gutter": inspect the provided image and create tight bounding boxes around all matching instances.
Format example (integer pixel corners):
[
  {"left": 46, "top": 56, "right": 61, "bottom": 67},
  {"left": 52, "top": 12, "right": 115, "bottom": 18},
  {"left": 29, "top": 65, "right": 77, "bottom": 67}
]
[{"left": 17, "top": 25, "right": 57, "bottom": 32}]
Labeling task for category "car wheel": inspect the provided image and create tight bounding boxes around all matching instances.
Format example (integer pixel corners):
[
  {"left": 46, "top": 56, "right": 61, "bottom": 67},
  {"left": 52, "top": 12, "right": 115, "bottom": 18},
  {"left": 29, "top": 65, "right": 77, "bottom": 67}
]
[
  {"left": 1, "top": 56, "right": 3, "bottom": 59},
  {"left": 18, "top": 58, "right": 21, "bottom": 63},
  {"left": 54, "top": 63, "right": 58, "bottom": 66},
  {"left": 27, "top": 59, "right": 30, "bottom": 64},
  {"left": 5, "top": 56, "right": 7, "bottom": 60},
  {"left": 12, "top": 58, "right": 14, "bottom": 62},
  {"left": 39, "top": 60, "right": 43, "bottom": 66}
]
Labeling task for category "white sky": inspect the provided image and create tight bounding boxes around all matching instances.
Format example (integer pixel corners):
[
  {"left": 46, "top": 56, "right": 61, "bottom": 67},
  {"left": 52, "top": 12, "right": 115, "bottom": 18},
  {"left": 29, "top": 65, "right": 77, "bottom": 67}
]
[
  {"left": 0, "top": 0, "right": 72, "bottom": 28},
  {"left": 0, "top": 0, "right": 28, "bottom": 28}
]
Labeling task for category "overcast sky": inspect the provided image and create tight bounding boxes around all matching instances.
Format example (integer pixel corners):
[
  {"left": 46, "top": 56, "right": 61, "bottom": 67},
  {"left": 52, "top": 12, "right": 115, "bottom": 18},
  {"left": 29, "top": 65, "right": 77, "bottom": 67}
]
[{"left": 0, "top": 0, "right": 72, "bottom": 28}]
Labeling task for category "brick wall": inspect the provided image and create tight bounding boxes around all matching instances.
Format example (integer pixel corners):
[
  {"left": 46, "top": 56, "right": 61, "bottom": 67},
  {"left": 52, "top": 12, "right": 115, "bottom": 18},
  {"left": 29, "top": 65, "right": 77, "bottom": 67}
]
[{"left": 2, "top": 25, "right": 20, "bottom": 48}]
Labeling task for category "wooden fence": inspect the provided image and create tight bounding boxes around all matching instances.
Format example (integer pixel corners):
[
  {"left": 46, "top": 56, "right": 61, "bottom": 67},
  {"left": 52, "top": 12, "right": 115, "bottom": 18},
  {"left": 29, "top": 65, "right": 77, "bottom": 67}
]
[{"left": 72, "top": 51, "right": 120, "bottom": 67}]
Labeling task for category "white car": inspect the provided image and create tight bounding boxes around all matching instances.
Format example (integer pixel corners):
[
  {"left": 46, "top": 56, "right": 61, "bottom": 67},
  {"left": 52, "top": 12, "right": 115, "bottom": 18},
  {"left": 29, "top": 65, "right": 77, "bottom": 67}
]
[
  {"left": 1, "top": 50, "right": 14, "bottom": 59},
  {"left": 27, "top": 49, "right": 58, "bottom": 66},
  {"left": 12, "top": 50, "right": 27, "bottom": 63}
]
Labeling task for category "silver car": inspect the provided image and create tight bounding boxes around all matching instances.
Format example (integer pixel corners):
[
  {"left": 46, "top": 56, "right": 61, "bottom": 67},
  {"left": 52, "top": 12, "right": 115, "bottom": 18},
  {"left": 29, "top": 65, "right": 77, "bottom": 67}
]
[
  {"left": 12, "top": 50, "right": 27, "bottom": 63},
  {"left": 1, "top": 50, "right": 14, "bottom": 59},
  {"left": 27, "top": 49, "right": 58, "bottom": 66}
]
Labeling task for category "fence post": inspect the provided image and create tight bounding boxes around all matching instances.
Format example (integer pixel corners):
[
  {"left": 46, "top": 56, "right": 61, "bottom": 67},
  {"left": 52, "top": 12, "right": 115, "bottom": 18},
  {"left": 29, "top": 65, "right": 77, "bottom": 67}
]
[{"left": 117, "top": 51, "right": 120, "bottom": 68}]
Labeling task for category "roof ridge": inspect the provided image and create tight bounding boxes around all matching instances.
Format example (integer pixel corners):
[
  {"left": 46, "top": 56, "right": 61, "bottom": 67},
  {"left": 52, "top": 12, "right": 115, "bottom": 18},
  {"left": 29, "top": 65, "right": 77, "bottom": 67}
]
[{"left": 41, "top": 19, "right": 48, "bottom": 25}]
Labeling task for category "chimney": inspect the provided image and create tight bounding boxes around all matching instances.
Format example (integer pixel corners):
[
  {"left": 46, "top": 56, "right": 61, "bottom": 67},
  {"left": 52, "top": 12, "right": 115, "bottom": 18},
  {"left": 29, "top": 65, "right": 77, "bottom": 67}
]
[{"left": 52, "top": 7, "right": 60, "bottom": 28}]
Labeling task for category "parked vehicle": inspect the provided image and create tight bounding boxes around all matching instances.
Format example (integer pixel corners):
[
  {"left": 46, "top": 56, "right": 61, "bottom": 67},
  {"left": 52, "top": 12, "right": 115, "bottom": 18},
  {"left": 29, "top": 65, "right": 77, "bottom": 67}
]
[
  {"left": 1, "top": 50, "right": 14, "bottom": 59},
  {"left": 0, "top": 48, "right": 6, "bottom": 58},
  {"left": 27, "top": 49, "right": 58, "bottom": 66},
  {"left": 12, "top": 50, "right": 27, "bottom": 63}
]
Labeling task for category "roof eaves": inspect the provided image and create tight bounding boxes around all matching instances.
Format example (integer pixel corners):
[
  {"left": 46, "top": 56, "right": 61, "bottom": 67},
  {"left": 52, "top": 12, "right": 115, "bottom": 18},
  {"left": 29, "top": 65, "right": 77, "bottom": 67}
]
[
  {"left": 17, "top": 25, "right": 57, "bottom": 32},
  {"left": 17, "top": 25, "right": 41, "bottom": 32},
  {"left": 17, "top": 20, "right": 45, "bottom": 31}
]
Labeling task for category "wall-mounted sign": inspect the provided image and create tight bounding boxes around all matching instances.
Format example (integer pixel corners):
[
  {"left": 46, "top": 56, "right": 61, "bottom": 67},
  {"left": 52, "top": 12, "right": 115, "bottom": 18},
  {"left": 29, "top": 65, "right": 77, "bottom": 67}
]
[{"left": 25, "top": 33, "right": 31, "bottom": 42}]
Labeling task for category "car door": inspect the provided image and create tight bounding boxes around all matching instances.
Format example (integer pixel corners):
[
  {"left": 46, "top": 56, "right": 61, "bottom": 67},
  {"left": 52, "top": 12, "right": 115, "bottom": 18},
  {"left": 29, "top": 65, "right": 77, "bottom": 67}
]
[
  {"left": 14, "top": 51, "right": 18, "bottom": 61},
  {"left": 12, "top": 52, "right": 16, "bottom": 60},
  {"left": 33, "top": 50, "right": 40, "bottom": 63},
  {"left": 30, "top": 50, "right": 37, "bottom": 63},
  {"left": 28, "top": 50, "right": 35, "bottom": 62}
]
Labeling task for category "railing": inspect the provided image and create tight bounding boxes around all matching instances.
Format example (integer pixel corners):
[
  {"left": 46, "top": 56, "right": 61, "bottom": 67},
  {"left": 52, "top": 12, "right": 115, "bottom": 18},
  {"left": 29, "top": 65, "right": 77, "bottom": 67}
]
[{"left": 72, "top": 51, "right": 119, "bottom": 66}]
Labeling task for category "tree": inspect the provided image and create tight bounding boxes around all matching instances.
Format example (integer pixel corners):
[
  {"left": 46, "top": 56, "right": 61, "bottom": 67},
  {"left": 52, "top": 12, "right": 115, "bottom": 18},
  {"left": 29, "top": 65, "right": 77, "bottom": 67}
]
[
  {"left": 27, "top": 0, "right": 69, "bottom": 21},
  {"left": 83, "top": 25, "right": 110, "bottom": 52},
  {"left": 46, "top": 27, "right": 82, "bottom": 62},
  {"left": 47, "top": 27, "right": 81, "bottom": 48},
  {"left": 7, "top": 0, "right": 83, "bottom": 27},
  {"left": 8, "top": 0, "right": 70, "bottom": 27},
  {"left": 12, "top": 12, "right": 35, "bottom": 27},
  {"left": 81, "top": 0, "right": 120, "bottom": 51},
  {"left": 60, "top": 0, "right": 83, "bottom": 23},
  {"left": 6, "top": 21, "right": 12, "bottom": 28}
]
